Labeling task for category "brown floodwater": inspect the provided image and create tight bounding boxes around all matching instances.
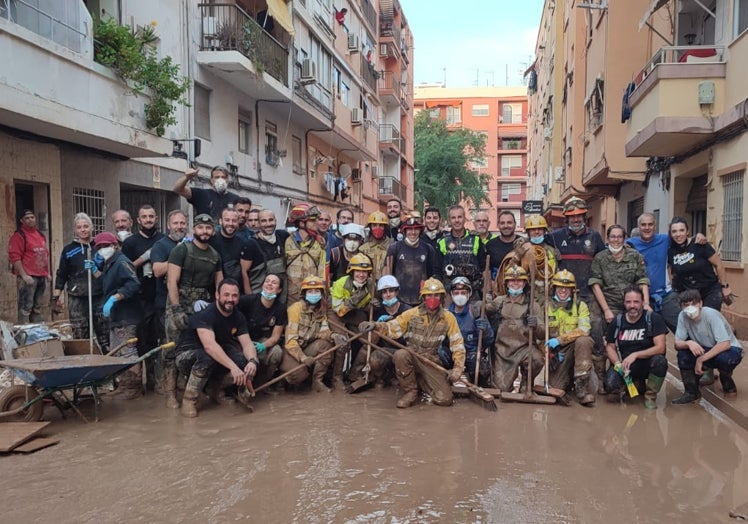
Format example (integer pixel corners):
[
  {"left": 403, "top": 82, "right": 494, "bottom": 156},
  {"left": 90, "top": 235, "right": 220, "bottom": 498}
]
[{"left": 1, "top": 380, "right": 747, "bottom": 523}]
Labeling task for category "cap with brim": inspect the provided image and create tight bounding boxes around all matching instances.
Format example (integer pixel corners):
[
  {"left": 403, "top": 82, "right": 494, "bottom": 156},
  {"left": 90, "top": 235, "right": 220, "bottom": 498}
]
[
  {"left": 94, "top": 231, "right": 118, "bottom": 246},
  {"left": 194, "top": 214, "right": 215, "bottom": 226}
]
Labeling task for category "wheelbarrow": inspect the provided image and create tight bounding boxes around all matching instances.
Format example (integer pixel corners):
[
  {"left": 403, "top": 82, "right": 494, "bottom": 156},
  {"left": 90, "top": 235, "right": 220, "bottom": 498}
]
[{"left": 0, "top": 340, "right": 175, "bottom": 423}]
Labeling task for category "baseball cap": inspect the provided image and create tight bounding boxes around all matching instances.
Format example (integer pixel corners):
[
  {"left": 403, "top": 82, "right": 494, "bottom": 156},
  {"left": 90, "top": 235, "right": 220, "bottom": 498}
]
[{"left": 194, "top": 214, "right": 215, "bottom": 226}]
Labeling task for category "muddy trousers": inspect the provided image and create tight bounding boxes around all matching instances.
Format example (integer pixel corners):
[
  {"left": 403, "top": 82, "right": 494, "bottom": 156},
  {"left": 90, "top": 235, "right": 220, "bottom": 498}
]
[
  {"left": 548, "top": 336, "right": 595, "bottom": 390},
  {"left": 605, "top": 354, "right": 667, "bottom": 393},
  {"left": 492, "top": 346, "right": 544, "bottom": 393},
  {"left": 111, "top": 323, "right": 141, "bottom": 398},
  {"left": 67, "top": 294, "right": 108, "bottom": 347},
  {"left": 17, "top": 275, "right": 46, "bottom": 323},
  {"left": 279, "top": 339, "right": 334, "bottom": 386},
  {"left": 329, "top": 312, "right": 366, "bottom": 383},
  {"left": 350, "top": 342, "right": 392, "bottom": 383},
  {"left": 393, "top": 349, "right": 453, "bottom": 406},
  {"left": 255, "top": 341, "right": 283, "bottom": 386}
]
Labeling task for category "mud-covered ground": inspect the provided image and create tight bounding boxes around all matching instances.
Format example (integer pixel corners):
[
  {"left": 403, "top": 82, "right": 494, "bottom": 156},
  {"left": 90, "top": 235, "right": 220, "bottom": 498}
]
[{"left": 2, "top": 378, "right": 747, "bottom": 523}]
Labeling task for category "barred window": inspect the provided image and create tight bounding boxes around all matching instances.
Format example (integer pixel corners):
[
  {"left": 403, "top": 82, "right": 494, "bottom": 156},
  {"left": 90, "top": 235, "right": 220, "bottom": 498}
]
[
  {"left": 73, "top": 187, "right": 105, "bottom": 234},
  {"left": 722, "top": 170, "right": 744, "bottom": 261}
]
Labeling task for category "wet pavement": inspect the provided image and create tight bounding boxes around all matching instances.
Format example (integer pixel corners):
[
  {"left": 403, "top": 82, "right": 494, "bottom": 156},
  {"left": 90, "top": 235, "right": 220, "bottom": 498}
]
[{"left": 2, "top": 378, "right": 748, "bottom": 524}]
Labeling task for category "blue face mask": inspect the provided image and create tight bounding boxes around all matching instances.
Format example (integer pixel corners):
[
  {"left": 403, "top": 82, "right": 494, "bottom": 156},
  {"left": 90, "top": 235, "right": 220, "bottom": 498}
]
[
  {"left": 261, "top": 291, "right": 277, "bottom": 301},
  {"left": 568, "top": 223, "right": 585, "bottom": 233},
  {"left": 553, "top": 293, "right": 571, "bottom": 303},
  {"left": 382, "top": 297, "right": 398, "bottom": 307},
  {"left": 507, "top": 287, "right": 524, "bottom": 297},
  {"left": 305, "top": 293, "right": 322, "bottom": 304},
  {"left": 530, "top": 236, "right": 545, "bottom": 245}
]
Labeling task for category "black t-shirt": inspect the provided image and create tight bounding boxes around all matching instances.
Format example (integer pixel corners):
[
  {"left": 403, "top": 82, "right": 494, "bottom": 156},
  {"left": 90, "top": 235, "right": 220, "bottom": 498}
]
[
  {"left": 188, "top": 187, "right": 240, "bottom": 221},
  {"left": 485, "top": 236, "right": 516, "bottom": 279},
  {"left": 237, "top": 294, "right": 288, "bottom": 341},
  {"left": 150, "top": 236, "right": 178, "bottom": 309},
  {"left": 373, "top": 301, "right": 412, "bottom": 320},
  {"left": 209, "top": 233, "right": 247, "bottom": 285},
  {"left": 667, "top": 240, "right": 718, "bottom": 292},
  {"left": 604, "top": 311, "right": 667, "bottom": 358},
  {"left": 121, "top": 231, "right": 164, "bottom": 302},
  {"left": 178, "top": 303, "right": 248, "bottom": 348}
]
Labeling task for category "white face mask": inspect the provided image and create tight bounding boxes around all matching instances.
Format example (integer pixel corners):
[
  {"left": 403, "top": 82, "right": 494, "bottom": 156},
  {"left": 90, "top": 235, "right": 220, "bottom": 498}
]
[
  {"left": 452, "top": 294, "right": 469, "bottom": 307},
  {"left": 684, "top": 305, "right": 700, "bottom": 319},
  {"left": 98, "top": 246, "right": 116, "bottom": 261},
  {"left": 344, "top": 240, "right": 360, "bottom": 253},
  {"left": 608, "top": 245, "right": 624, "bottom": 255},
  {"left": 116, "top": 230, "right": 132, "bottom": 242},
  {"left": 404, "top": 236, "right": 419, "bottom": 247},
  {"left": 213, "top": 178, "right": 228, "bottom": 194}
]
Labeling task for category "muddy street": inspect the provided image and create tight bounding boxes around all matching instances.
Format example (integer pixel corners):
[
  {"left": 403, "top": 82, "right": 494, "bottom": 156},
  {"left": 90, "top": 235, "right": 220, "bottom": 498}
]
[{"left": 2, "top": 379, "right": 748, "bottom": 524}]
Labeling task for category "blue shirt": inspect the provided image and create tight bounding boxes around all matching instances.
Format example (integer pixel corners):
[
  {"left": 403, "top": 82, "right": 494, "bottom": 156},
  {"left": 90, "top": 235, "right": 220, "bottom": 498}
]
[
  {"left": 627, "top": 233, "right": 669, "bottom": 294},
  {"left": 446, "top": 303, "right": 495, "bottom": 354}
]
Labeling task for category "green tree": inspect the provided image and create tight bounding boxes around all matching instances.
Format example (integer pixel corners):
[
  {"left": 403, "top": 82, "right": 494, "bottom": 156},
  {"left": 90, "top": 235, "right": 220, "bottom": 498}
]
[{"left": 414, "top": 110, "right": 490, "bottom": 212}]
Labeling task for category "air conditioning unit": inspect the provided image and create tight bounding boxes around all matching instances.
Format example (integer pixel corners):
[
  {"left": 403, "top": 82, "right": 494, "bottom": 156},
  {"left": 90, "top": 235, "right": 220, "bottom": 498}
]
[
  {"left": 300, "top": 58, "right": 317, "bottom": 84},
  {"left": 379, "top": 43, "right": 389, "bottom": 56},
  {"left": 351, "top": 168, "right": 361, "bottom": 182},
  {"left": 347, "top": 33, "right": 359, "bottom": 51},
  {"left": 543, "top": 126, "right": 553, "bottom": 140},
  {"left": 351, "top": 107, "right": 363, "bottom": 125}
]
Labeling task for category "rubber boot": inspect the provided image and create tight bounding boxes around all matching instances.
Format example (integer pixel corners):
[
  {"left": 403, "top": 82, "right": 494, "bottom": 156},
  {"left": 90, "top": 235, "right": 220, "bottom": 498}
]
[
  {"left": 396, "top": 369, "right": 419, "bottom": 409},
  {"left": 236, "top": 386, "right": 255, "bottom": 412},
  {"left": 181, "top": 371, "right": 209, "bottom": 418},
  {"left": 593, "top": 357, "right": 607, "bottom": 395},
  {"left": 119, "top": 369, "right": 142, "bottom": 400},
  {"left": 699, "top": 368, "right": 716, "bottom": 386},
  {"left": 206, "top": 373, "right": 236, "bottom": 406},
  {"left": 330, "top": 350, "right": 346, "bottom": 391},
  {"left": 720, "top": 369, "right": 737, "bottom": 399},
  {"left": 672, "top": 370, "right": 701, "bottom": 404},
  {"left": 574, "top": 372, "right": 595, "bottom": 407},
  {"left": 311, "top": 362, "right": 331, "bottom": 393},
  {"left": 644, "top": 374, "right": 665, "bottom": 409},
  {"left": 164, "top": 363, "right": 179, "bottom": 409}
]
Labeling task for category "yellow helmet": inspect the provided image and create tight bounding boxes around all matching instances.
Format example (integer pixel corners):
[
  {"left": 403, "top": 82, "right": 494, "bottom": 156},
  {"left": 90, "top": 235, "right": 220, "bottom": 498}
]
[
  {"left": 419, "top": 277, "right": 446, "bottom": 297},
  {"left": 504, "top": 265, "right": 529, "bottom": 282},
  {"left": 551, "top": 270, "right": 576, "bottom": 288},
  {"left": 347, "top": 253, "right": 373, "bottom": 273},
  {"left": 368, "top": 211, "right": 388, "bottom": 225},
  {"left": 300, "top": 276, "right": 326, "bottom": 291},
  {"left": 525, "top": 214, "right": 548, "bottom": 230}
]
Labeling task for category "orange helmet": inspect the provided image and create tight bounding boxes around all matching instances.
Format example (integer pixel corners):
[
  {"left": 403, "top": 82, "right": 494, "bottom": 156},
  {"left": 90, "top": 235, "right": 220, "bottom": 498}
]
[
  {"left": 563, "top": 197, "right": 588, "bottom": 216},
  {"left": 287, "top": 202, "right": 321, "bottom": 226}
]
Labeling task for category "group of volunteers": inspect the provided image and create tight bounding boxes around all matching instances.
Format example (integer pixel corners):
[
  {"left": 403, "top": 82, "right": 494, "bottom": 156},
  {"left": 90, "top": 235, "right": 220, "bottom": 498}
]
[{"left": 20, "top": 165, "right": 742, "bottom": 417}]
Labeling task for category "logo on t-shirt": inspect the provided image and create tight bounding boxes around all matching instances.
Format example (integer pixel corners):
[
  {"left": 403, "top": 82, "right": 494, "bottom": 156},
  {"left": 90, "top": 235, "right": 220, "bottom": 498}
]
[
  {"left": 231, "top": 327, "right": 237, "bottom": 335},
  {"left": 619, "top": 328, "right": 645, "bottom": 341},
  {"left": 673, "top": 252, "right": 695, "bottom": 266}
]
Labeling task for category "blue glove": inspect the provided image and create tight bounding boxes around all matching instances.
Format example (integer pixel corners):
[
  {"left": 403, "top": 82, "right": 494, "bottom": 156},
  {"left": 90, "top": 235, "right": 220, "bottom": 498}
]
[
  {"left": 376, "top": 314, "right": 392, "bottom": 322},
  {"left": 84, "top": 260, "right": 98, "bottom": 272},
  {"left": 102, "top": 296, "right": 117, "bottom": 318},
  {"left": 546, "top": 338, "right": 561, "bottom": 350},
  {"left": 193, "top": 300, "right": 210, "bottom": 312},
  {"left": 255, "top": 342, "right": 266, "bottom": 354},
  {"left": 182, "top": 236, "right": 194, "bottom": 243},
  {"left": 94, "top": 252, "right": 104, "bottom": 267},
  {"left": 476, "top": 318, "right": 490, "bottom": 332}
]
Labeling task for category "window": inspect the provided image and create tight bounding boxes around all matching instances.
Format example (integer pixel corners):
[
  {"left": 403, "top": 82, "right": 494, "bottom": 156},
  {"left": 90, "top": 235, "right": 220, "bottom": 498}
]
[
  {"left": 585, "top": 78, "right": 604, "bottom": 131},
  {"left": 500, "top": 183, "right": 521, "bottom": 201},
  {"left": 501, "top": 103, "right": 523, "bottom": 123},
  {"left": 502, "top": 139, "right": 522, "bottom": 150},
  {"left": 735, "top": 0, "right": 748, "bottom": 37},
  {"left": 446, "top": 106, "right": 461, "bottom": 125},
  {"left": 194, "top": 84, "right": 211, "bottom": 140},
  {"left": 429, "top": 108, "right": 440, "bottom": 118},
  {"left": 501, "top": 155, "right": 523, "bottom": 176},
  {"left": 722, "top": 170, "right": 744, "bottom": 261},
  {"left": 265, "top": 121, "right": 279, "bottom": 167},
  {"left": 472, "top": 104, "right": 489, "bottom": 117},
  {"left": 238, "top": 110, "right": 252, "bottom": 154},
  {"left": 292, "top": 135, "right": 303, "bottom": 175},
  {"left": 340, "top": 80, "right": 350, "bottom": 106},
  {"left": 73, "top": 187, "right": 105, "bottom": 233}
]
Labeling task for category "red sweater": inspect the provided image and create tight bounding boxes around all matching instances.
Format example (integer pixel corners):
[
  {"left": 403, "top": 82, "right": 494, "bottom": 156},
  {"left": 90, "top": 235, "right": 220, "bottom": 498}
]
[{"left": 7, "top": 225, "right": 50, "bottom": 277}]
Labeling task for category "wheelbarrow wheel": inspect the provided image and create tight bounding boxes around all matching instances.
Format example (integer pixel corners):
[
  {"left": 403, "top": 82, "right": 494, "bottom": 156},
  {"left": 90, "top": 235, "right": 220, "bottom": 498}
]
[{"left": 0, "top": 385, "right": 44, "bottom": 422}]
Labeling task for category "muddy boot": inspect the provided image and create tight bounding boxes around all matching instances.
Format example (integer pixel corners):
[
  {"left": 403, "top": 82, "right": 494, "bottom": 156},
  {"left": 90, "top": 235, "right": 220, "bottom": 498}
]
[
  {"left": 644, "top": 374, "right": 665, "bottom": 409},
  {"left": 311, "top": 362, "right": 331, "bottom": 393},
  {"left": 181, "top": 371, "right": 209, "bottom": 418},
  {"left": 119, "top": 369, "right": 142, "bottom": 400},
  {"left": 671, "top": 370, "right": 701, "bottom": 404},
  {"left": 206, "top": 374, "right": 236, "bottom": 406},
  {"left": 396, "top": 369, "right": 419, "bottom": 409},
  {"left": 719, "top": 369, "right": 737, "bottom": 399},
  {"left": 330, "top": 350, "right": 346, "bottom": 391},
  {"left": 699, "top": 368, "right": 716, "bottom": 386},
  {"left": 164, "top": 363, "right": 179, "bottom": 409},
  {"left": 236, "top": 386, "right": 255, "bottom": 412},
  {"left": 574, "top": 372, "right": 595, "bottom": 407}
]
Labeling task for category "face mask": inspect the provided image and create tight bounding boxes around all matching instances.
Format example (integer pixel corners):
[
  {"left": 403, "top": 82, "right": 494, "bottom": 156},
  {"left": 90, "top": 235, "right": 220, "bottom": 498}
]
[
  {"left": 389, "top": 217, "right": 401, "bottom": 228},
  {"left": 169, "top": 230, "right": 186, "bottom": 242},
  {"left": 261, "top": 291, "right": 277, "bottom": 301},
  {"left": 684, "top": 305, "right": 700, "bottom": 319},
  {"left": 568, "top": 223, "right": 585, "bottom": 233},
  {"left": 344, "top": 240, "right": 360, "bottom": 253},
  {"left": 425, "top": 230, "right": 439, "bottom": 239},
  {"left": 553, "top": 293, "right": 571, "bottom": 303},
  {"left": 117, "top": 230, "right": 132, "bottom": 242},
  {"left": 140, "top": 225, "right": 157, "bottom": 237},
  {"left": 452, "top": 294, "right": 469, "bottom": 307},
  {"left": 213, "top": 178, "right": 228, "bottom": 194},
  {"left": 530, "top": 236, "right": 545, "bottom": 245},
  {"left": 507, "top": 287, "right": 524, "bottom": 297},
  {"left": 608, "top": 245, "right": 624, "bottom": 255},
  {"left": 423, "top": 296, "right": 441, "bottom": 311},
  {"left": 404, "top": 236, "right": 419, "bottom": 247},
  {"left": 257, "top": 232, "right": 277, "bottom": 244},
  {"left": 305, "top": 292, "right": 322, "bottom": 305},
  {"left": 352, "top": 280, "right": 366, "bottom": 289},
  {"left": 98, "top": 246, "right": 116, "bottom": 261},
  {"left": 382, "top": 296, "right": 398, "bottom": 307},
  {"left": 371, "top": 226, "right": 385, "bottom": 240}
]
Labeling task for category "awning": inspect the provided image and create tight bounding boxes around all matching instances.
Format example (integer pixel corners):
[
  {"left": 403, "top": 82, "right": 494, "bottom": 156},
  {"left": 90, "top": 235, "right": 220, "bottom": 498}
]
[
  {"left": 267, "top": 0, "right": 295, "bottom": 36},
  {"left": 424, "top": 99, "right": 462, "bottom": 108},
  {"left": 639, "top": 0, "right": 669, "bottom": 30}
]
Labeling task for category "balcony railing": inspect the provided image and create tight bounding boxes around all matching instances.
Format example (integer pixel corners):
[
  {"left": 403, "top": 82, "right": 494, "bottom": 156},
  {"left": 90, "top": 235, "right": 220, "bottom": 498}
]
[
  {"left": 199, "top": 3, "right": 288, "bottom": 86},
  {"left": 360, "top": 55, "right": 378, "bottom": 92},
  {"left": 1, "top": 0, "right": 90, "bottom": 55},
  {"left": 379, "top": 176, "right": 405, "bottom": 200},
  {"left": 379, "top": 123, "right": 401, "bottom": 147},
  {"left": 360, "top": 0, "right": 377, "bottom": 32},
  {"left": 634, "top": 45, "right": 725, "bottom": 90},
  {"left": 380, "top": 19, "right": 401, "bottom": 43},
  {"left": 378, "top": 69, "right": 400, "bottom": 91}
]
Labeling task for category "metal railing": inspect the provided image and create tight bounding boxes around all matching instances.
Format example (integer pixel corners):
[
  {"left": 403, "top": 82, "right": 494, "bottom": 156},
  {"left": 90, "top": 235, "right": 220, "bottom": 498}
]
[
  {"left": 199, "top": 3, "right": 288, "bottom": 86},
  {"left": 635, "top": 45, "right": 726, "bottom": 88},
  {"left": 379, "top": 123, "right": 401, "bottom": 146},
  {"left": 379, "top": 176, "right": 405, "bottom": 200},
  {"left": 380, "top": 18, "right": 400, "bottom": 43},
  {"left": 360, "top": 0, "right": 377, "bottom": 32},
  {"left": 1, "top": 0, "right": 89, "bottom": 54},
  {"left": 360, "top": 55, "right": 378, "bottom": 92},
  {"left": 377, "top": 69, "right": 399, "bottom": 92}
]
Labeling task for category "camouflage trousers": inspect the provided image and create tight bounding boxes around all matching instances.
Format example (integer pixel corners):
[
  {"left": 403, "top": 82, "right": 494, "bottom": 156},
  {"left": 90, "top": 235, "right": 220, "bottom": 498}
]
[
  {"left": 68, "top": 295, "right": 109, "bottom": 351},
  {"left": 165, "top": 286, "right": 211, "bottom": 343},
  {"left": 110, "top": 324, "right": 138, "bottom": 358}
]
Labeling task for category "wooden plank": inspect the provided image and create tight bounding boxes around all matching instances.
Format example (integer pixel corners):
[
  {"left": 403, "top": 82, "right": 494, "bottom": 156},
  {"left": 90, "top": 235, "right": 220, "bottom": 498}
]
[
  {"left": 0, "top": 422, "right": 51, "bottom": 452},
  {"left": 13, "top": 437, "right": 59, "bottom": 453}
]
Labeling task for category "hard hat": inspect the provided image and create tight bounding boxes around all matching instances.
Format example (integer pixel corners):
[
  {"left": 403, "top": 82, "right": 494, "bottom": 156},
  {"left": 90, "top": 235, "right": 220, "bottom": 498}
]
[
  {"left": 551, "top": 269, "right": 576, "bottom": 288},
  {"left": 563, "top": 197, "right": 588, "bottom": 216},
  {"left": 504, "top": 265, "right": 529, "bottom": 282},
  {"left": 400, "top": 215, "right": 425, "bottom": 232},
  {"left": 94, "top": 231, "right": 118, "bottom": 246},
  {"left": 419, "top": 277, "right": 446, "bottom": 297},
  {"left": 347, "top": 253, "right": 373, "bottom": 273},
  {"left": 377, "top": 274, "right": 400, "bottom": 291},
  {"left": 368, "top": 211, "right": 388, "bottom": 225},
  {"left": 525, "top": 214, "right": 548, "bottom": 230},
  {"left": 300, "top": 275, "right": 326, "bottom": 291},
  {"left": 339, "top": 223, "right": 365, "bottom": 240},
  {"left": 287, "top": 203, "right": 321, "bottom": 225},
  {"left": 450, "top": 276, "right": 472, "bottom": 295}
]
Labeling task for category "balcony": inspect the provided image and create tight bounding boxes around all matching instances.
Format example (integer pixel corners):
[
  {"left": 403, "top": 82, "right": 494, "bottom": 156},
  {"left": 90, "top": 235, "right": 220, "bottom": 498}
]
[
  {"left": 379, "top": 123, "right": 401, "bottom": 156},
  {"left": 197, "top": 3, "right": 290, "bottom": 100},
  {"left": 625, "top": 46, "right": 726, "bottom": 158},
  {"left": 360, "top": 54, "right": 378, "bottom": 92},
  {"left": 498, "top": 139, "right": 527, "bottom": 153},
  {"left": 379, "top": 176, "right": 406, "bottom": 201},
  {"left": 360, "top": 0, "right": 377, "bottom": 33},
  {"left": 378, "top": 70, "right": 401, "bottom": 107},
  {"left": 0, "top": 4, "right": 172, "bottom": 158}
]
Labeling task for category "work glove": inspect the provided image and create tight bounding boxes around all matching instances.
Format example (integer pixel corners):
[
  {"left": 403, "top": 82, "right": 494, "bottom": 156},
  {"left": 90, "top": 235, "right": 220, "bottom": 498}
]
[
  {"left": 302, "top": 355, "right": 315, "bottom": 367},
  {"left": 332, "top": 333, "right": 348, "bottom": 347},
  {"left": 475, "top": 318, "right": 490, "bottom": 332},
  {"left": 193, "top": 300, "right": 210, "bottom": 312},
  {"left": 168, "top": 304, "right": 189, "bottom": 331},
  {"left": 546, "top": 338, "right": 561, "bottom": 350},
  {"left": 140, "top": 249, "right": 151, "bottom": 263},
  {"left": 376, "top": 314, "right": 392, "bottom": 322},
  {"left": 448, "top": 367, "right": 464, "bottom": 384},
  {"left": 369, "top": 297, "right": 382, "bottom": 308},
  {"left": 358, "top": 321, "right": 376, "bottom": 333},
  {"left": 102, "top": 296, "right": 118, "bottom": 318},
  {"left": 83, "top": 260, "right": 97, "bottom": 272},
  {"left": 525, "top": 315, "right": 538, "bottom": 328},
  {"left": 254, "top": 342, "right": 266, "bottom": 354}
]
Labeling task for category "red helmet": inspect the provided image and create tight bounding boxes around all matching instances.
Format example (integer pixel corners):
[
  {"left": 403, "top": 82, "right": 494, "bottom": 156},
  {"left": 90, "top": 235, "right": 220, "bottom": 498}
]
[{"left": 287, "top": 202, "right": 321, "bottom": 226}]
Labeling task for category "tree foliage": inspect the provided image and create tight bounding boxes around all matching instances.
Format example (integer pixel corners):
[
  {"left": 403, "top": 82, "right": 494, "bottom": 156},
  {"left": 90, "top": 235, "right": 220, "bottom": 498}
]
[{"left": 414, "top": 111, "right": 490, "bottom": 212}]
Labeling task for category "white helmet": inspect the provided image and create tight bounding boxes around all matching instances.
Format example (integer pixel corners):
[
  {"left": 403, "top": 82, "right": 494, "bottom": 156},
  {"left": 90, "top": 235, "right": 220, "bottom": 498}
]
[
  {"left": 377, "top": 274, "right": 400, "bottom": 291},
  {"left": 338, "top": 223, "right": 365, "bottom": 240}
]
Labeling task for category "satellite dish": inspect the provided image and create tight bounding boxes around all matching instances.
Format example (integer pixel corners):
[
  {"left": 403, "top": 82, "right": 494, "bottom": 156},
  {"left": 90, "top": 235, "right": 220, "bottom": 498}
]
[{"left": 339, "top": 163, "right": 352, "bottom": 178}]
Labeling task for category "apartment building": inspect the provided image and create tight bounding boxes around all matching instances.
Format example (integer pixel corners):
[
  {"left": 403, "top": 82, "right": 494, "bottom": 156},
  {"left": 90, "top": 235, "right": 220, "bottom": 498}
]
[
  {"left": 413, "top": 86, "right": 529, "bottom": 231},
  {"left": 0, "top": 0, "right": 414, "bottom": 321}
]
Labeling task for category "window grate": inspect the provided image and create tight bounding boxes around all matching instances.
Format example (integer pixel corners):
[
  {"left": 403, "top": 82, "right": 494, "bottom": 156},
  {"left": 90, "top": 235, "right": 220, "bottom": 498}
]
[
  {"left": 73, "top": 187, "right": 105, "bottom": 234},
  {"left": 722, "top": 170, "right": 744, "bottom": 261}
]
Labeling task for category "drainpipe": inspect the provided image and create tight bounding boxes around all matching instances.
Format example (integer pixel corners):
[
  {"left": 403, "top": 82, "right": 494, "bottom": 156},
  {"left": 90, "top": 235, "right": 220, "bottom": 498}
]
[{"left": 305, "top": 126, "right": 334, "bottom": 200}]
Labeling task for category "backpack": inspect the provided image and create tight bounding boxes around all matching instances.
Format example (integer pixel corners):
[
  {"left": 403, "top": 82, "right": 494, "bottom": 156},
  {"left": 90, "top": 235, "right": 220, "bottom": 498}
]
[{"left": 614, "top": 310, "right": 653, "bottom": 355}]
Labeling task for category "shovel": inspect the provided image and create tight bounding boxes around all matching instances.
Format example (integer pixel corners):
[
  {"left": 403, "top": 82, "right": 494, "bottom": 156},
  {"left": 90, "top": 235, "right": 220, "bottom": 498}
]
[{"left": 532, "top": 257, "right": 566, "bottom": 400}]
